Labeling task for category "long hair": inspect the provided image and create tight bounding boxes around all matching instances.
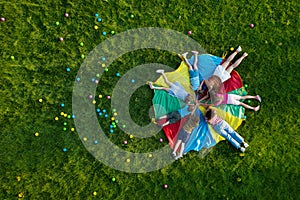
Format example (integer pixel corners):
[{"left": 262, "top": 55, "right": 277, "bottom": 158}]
[{"left": 205, "top": 75, "right": 226, "bottom": 105}]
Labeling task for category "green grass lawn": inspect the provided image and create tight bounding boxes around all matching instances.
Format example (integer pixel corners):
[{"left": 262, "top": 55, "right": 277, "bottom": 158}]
[{"left": 1, "top": 0, "right": 299, "bottom": 199}]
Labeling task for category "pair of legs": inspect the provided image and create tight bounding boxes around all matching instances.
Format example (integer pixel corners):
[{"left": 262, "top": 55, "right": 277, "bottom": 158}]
[
  {"left": 148, "top": 69, "right": 171, "bottom": 92},
  {"left": 157, "top": 111, "right": 181, "bottom": 127},
  {"left": 228, "top": 94, "right": 261, "bottom": 111},
  {"left": 221, "top": 46, "right": 248, "bottom": 74},
  {"left": 213, "top": 120, "right": 249, "bottom": 152},
  {"left": 172, "top": 129, "right": 190, "bottom": 160},
  {"left": 182, "top": 51, "right": 199, "bottom": 71}
]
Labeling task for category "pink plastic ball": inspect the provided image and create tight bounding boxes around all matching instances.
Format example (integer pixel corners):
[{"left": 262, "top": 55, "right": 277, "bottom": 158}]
[
  {"left": 159, "top": 138, "right": 163, "bottom": 143},
  {"left": 94, "top": 80, "right": 99, "bottom": 84},
  {"left": 123, "top": 140, "right": 127, "bottom": 145},
  {"left": 249, "top": 23, "right": 254, "bottom": 28},
  {"left": 187, "top": 30, "right": 192, "bottom": 35},
  {"left": 107, "top": 96, "right": 111, "bottom": 100},
  {"left": 163, "top": 184, "right": 168, "bottom": 189},
  {"left": 59, "top": 37, "right": 64, "bottom": 42},
  {"left": 88, "top": 94, "right": 93, "bottom": 99},
  {"left": 64, "top": 13, "right": 69, "bottom": 18},
  {"left": 0, "top": 17, "right": 5, "bottom": 22}
]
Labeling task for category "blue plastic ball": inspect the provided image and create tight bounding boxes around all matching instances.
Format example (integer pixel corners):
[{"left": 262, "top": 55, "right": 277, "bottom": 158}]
[
  {"left": 98, "top": 112, "right": 102, "bottom": 116},
  {"left": 91, "top": 78, "right": 95, "bottom": 82},
  {"left": 62, "top": 148, "right": 67, "bottom": 152},
  {"left": 102, "top": 109, "right": 106, "bottom": 113},
  {"left": 101, "top": 57, "right": 106, "bottom": 61},
  {"left": 94, "top": 140, "right": 98, "bottom": 144},
  {"left": 66, "top": 67, "right": 70, "bottom": 72},
  {"left": 95, "top": 13, "right": 99, "bottom": 17},
  {"left": 131, "top": 79, "right": 135, "bottom": 83},
  {"left": 96, "top": 108, "right": 101, "bottom": 112},
  {"left": 72, "top": 114, "right": 76, "bottom": 118},
  {"left": 110, "top": 129, "right": 114, "bottom": 133},
  {"left": 116, "top": 73, "right": 120, "bottom": 77},
  {"left": 60, "top": 103, "right": 65, "bottom": 107},
  {"left": 76, "top": 77, "right": 81, "bottom": 81},
  {"left": 97, "top": 18, "right": 102, "bottom": 22},
  {"left": 102, "top": 32, "right": 107, "bottom": 36}
]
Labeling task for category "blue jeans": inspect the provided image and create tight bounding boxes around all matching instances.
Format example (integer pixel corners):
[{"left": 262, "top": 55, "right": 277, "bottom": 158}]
[{"left": 213, "top": 120, "right": 244, "bottom": 149}]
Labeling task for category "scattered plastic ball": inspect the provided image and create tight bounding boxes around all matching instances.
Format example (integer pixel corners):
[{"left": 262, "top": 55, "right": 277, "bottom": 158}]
[
  {"left": 96, "top": 108, "right": 101, "bottom": 112},
  {"left": 88, "top": 94, "right": 93, "bottom": 99},
  {"left": 94, "top": 140, "right": 98, "bottom": 144},
  {"left": 187, "top": 30, "right": 192, "bottom": 35},
  {"left": 101, "top": 57, "right": 106, "bottom": 61},
  {"left": 39, "top": 99, "right": 43, "bottom": 103},
  {"left": 148, "top": 154, "right": 152, "bottom": 158},
  {"left": 66, "top": 67, "right": 70, "bottom": 72},
  {"left": 110, "top": 129, "right": 114, "bottom": 133},
  {"left": 163, "top": 184, "right": 168, "bottom": 189},
  {"left": 60, "top": 103, "right": 65, "bottom": 107},
  {"left": 10, "top": 56, "right": 15, "bottom": 60},
  {"left": 64, "top": 13, "right": 69, "bottom": 18},
  {"left": 249, "top": 23, "right": 254, "bottom": 28},
  {"left": 59, "top": 37, "right": 64, "bottom": 42},
  {"left": 67, "top": 115, "right": 71, "bottom": 119},
  {"left": 102, "top": 31, "right": 107, "bottom": 36},
  {"left": 63, "top": 122, "right": 67, "bottom": 126},
  {"left": 116, "top": 72, "right": 120, "bottom": 77},
  {"left": 63, "top": 127, "right": 67, "bottom": 131},
  {"left": 126, "top": 158, "right": 130, "bottom": 162},
  {"left": 96, "top": 74, "right": 100, "bottom": 77},
  {"left": 105, "top": 68, "right": 108, "bottom": 72},
  {"left": 230, "top": 47, "right": 234, "bottom": 51},
  {"left": 91, "top": 78, "right": 95, "bottom": 82},
  {"left": 92, "top": 100, "right": 96, "bottom": 104},
  {"left": 83, "top": 137, "right": 87, "bottom": 141},
  {"left": 123, "top": 140, "right": 127, "bottom": 145},
  {"left": 55, "top": 117, "right": 59, "bottom": 121},
  {"left": 99, "top": 94, "right": 103, "bottom": 98},
  {"left": 130, "top": 14, "right": 134, "bottom": 18},
  {"left": 131, "top": 79, "right": 135, "bottom": 83},
  {"left": 95, "top": 13, "right": 99, "bottom": 17},
  {"left": 107, "top": 95, "right": 111, "bottom": 99},
  {"left": 55, "top": 21, "right": 59, "bottom": 26},
  {"left": 104, "top": 114, "right": 108, "bottom": 118},
  {"left": 79, "top": 42, "right": 84, "bottom": 46},
  {"left": 72, "top": 114, "right": 76, "bottom": 119},
  {"left": 34, "top": 132, "right": 39, "bottom": 137},
  {"left": 76, "top": 77, "right": 81, "bottom": 81},
  {"left": 97, "top": 18, "right": 102, "bottom": 22},
  {"left": 71, "top": 128, "right": 75, "bottom": 132},
  {"left": 60, "top": 112, "right": 65, "bottom": 116},
  {"left": 123, "top": 125, "right": 126, "bottom": 128},
  {"left": 17, "top": 176, "right": 21, "bottom": 182},
  {"left": 62, "top": 148, "right": 67, "bottom": 152},
  {"left": 247, "top": 100, "right": 251, "bottom": 104},
  {"left": 112, "top": 108, "right": 116, "bottom": 112},
  {"left": 113, "top": 112, "right": 117, "bottom": 116},
  {"left": 111, "top": 30, "right": 115, "bottom": 34},
  {"left": 94, "top": 25, "right": 98, "bottom": 30},
  {"left": 102, "top": 109, "right": 106, "bottom": 113},
  {"left": 1, "top": 17, "right": 6, "bottom": 22},
  {"left": 239, "top": 153, "right": 245, "bottom": 157},
  {"left": 237, "top": 177, "right": 242, "bottom": 182},
  {"left": 159, "top": 138, "right": 163, "bottom": 143},
  {"left": 93, "top": 191, "right": 97, "bottom": 196},
  {"left": 81, "top": 54, "right": 85, "bottom": 59},
  {"left": 244, "top": 115, "right": 247, "bottom": 119},
  {"left": 64, "top": 114, "right": 67, "bottom": 117},
  {"left": 101, "top": 64, "right": 106, "bottom": 68},
  {"left": 244, "top": 84, "right": 248, "bottom": 88},
  {"left": 18, "top": 192, "right": 24, "bottom": 198},
  {"left": 112, "top": 177, "right": 116, "bottom": 182}
]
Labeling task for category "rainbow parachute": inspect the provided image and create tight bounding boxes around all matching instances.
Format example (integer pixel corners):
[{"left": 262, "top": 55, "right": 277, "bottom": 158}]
[{"left": 152, "top": 54, "right": 247, "bottom": 155}]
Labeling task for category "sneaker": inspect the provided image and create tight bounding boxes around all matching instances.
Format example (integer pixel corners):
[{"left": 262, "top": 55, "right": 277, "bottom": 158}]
[
  {"left": 148, "top": 81, "right": 154, "bottom": 89},
  {"left": 254, "top": 105, "right": 260, "bottom": 111},
  {"left": 240, "top": 147, "right": 245, "bottom": 153},
  {"left": 175, "top": 155, "right": 182, "bottom": 160},
  {"left": 191, "top": 51, "right": 198, "bottom": 54},
  {"left": 156, "top": 69, "right": 164, "bottom": 74},
  {"left": 243, "top": 142, "right": 249, "bottom": 148},
  {"left": 181, "top": 52, "right": 188, "bottom": 58},
  {"left": 171, "top": 152, "right": 176, "bottom": 158},
  {"left": 243, "top": 52, "right": 248, "bottom": 57},
  {"left": 236, "top": 46, "right": 242, "bottom": 52},
  {"left": 256, "top": 95, "right": 262, "bottom": 102}
]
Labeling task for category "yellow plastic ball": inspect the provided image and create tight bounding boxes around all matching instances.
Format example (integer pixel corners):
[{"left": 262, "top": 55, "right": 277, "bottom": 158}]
[
  {"left": 230, "top": 47, "right": 234, "bottom": 51},
  {"left": 64, "top": 114, "right": 67, "bottom": 117},
  {"left": 93, "top": 191, "right": 97, "bottom": 196},
  {"left": 60, "top": 112, "right": 64, "bottom": 116},
  {"left": 38, "top": 99, "right": 43, "bottom": 103},
  {"left": 99, "top": 94, "right": 103, "bottom": 98},
  {"left": 94, "top": 25, "right": 98, "bottom": 30},
  {"left": 18, "top": 192, "right": 24, "bottom": 198},
  {"left": 17, "top": 176, "right": 21, "bottom": 182},
  {"left": 83, "top": 137, "right": 88, "bottom": 141},
  {"left": 34, "top": 132, "right": 39, "bottom": 137},
  {"left": 113, "top": 112, "right": 117, "bottom": 116},
  {"left": 71, "top": 128, "right": 75, "bottom": 132},
  {"left": 55, "top": 117, "right": 59, "bottom": 121},
  {"left": 126, "top": 158, "right": 130, "bottom": 163},
  {"left": 111, "top": 117, "right": 115, "bottom": 121},
  {"left": 129, "top": 134, "right": 134, "bottom": 139},
  {"left": 92, "top": 100, "right": 96, "bottom": 104},
  {"left": 101, "top": 63, "right": 106, "bottom": 67},
  {"left": 148, "top": 154, "right": 153, "bottom": 158}
]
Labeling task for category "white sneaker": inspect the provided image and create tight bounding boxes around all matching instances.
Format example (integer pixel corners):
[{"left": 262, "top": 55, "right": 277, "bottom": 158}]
[
  {"left": 256, "top": 95, "right": 262, "bottom": 102},
  {"left": 148, "top": 81, "right": 154, "bottom": 89},
  {"left": 156, "top": 69, "right": 164, "bottom": 74},
  {"left": 191, "top": 51, "right": 198, "bottom": 54},
  {"left": 243, "top": 143, "right": 249, "bottom": 148},
  {"left": 175, "top": 155, "right": 182, "bottom": 160},
  {"left": 240, "top": 147, "right": 245, "bottom": 152},
  {"left": 236, "top": 46, "right": 242, "bottom": 52}
]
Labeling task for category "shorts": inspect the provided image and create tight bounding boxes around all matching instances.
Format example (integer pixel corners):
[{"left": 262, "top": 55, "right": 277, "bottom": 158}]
[
  {"left": 188, "top": 70, "right": 199, "bottom": 78},
  {"left": 189, "top": 70, "right": 200, "bottom": 91},
  {"left": 177, "top": 129, "right": 191, "bottom": 143},
  {"left": 227, "top": 94, "right": 242, "bottom": 105},
  {"left": 167, "top": 111, "right": 181, "bottom": 124},
  {"left": 169, "top": 82, "right": 188, "bottom": 101},
  {"left": 213, "top": 65, "right": 231, "bottom": 83}
]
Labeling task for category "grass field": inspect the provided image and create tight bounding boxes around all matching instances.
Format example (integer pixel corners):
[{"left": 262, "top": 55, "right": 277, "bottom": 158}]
[{"left": 1, "top": 0, "right": 299, "bottom": 199}]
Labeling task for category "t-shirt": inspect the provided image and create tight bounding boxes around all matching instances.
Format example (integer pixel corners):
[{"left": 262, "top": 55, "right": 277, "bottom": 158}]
[{"left": 208, "top": 111, "right": 223, "bottom": 126}]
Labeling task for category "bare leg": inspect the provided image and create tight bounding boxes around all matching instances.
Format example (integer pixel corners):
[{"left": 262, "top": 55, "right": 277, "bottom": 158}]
[
  {"left": 178, "top": 142, "right": 185, "bottom": 157},
  {"left": 239, "top": 95, "right": 259, "bottom": 100},
  {"left": 172, "top": 140, "right": 182, "bottom": 155},
  {"left": 182, "top": 52, "right": 193, "bottom": 70},
  {"left": 158, "top": 115, "right": 167, "bottom": 120},
  {"left": 161, "top": 121, "right": 170, "bottom": 127},
  {"left": 160, "top": 72, "right": 173, "bottom": 87},
  {"left": 239, "top": 102, "right": 260, "bottom": 111},
  {"left": 226, "top": 52, "right": 248, "bottom": 74},
  {"left": 191, "top": 51, "right": 199, "bottom": 70},
  {"left": 221, "top": 46, "right": 241, "bottom": 69},
  {"left": 148, "top": 82, "right": 170, "bottom": 92}
]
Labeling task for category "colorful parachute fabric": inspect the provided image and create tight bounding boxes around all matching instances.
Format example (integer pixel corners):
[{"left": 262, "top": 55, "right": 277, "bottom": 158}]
[{"left": 152, "top": 54, "right": 246, "bottom": 155}]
